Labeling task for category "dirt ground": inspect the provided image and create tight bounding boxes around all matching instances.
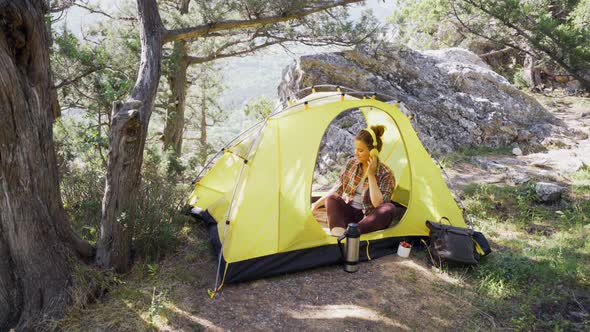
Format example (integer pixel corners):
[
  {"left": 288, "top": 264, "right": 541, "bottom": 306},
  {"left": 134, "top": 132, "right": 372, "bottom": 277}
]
[
  {"left": 169, "top": 254, "right": 496, "bottom": 331},
  {"left": 62, "top": 221, "right": 498, "bottom": 332}
]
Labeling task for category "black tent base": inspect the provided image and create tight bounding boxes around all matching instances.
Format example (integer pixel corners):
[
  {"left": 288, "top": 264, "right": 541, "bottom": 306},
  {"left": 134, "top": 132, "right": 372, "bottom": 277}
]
[{"left": 187, "top": 207, "right": 424, "bottom": 283}]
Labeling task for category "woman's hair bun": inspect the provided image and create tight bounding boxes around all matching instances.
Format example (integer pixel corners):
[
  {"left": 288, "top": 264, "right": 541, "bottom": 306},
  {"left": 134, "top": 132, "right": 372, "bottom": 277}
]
[{"left": 370, "top": 125, "right": 385, "bottom": 138}]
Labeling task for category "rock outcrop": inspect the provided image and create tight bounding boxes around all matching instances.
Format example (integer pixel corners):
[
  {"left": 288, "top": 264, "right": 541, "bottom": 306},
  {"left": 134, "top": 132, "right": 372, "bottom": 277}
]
[
  {"left": 535, "top": 182, "right": 564, "bottom": 203},
  {"left": 279, "top": 44, "right": 560, "bottom": 155}
]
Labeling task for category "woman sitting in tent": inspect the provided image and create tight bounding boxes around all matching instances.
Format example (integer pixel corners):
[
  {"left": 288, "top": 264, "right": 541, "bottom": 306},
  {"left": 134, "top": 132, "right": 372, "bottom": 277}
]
[{"left": 311, "top": 125, "right": 399, "bottom": 236}]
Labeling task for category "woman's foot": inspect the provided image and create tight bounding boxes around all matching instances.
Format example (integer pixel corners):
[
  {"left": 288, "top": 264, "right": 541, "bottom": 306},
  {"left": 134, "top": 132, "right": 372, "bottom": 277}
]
[{"left": 330, "top": 227, "right": 346, "bottom": 237}]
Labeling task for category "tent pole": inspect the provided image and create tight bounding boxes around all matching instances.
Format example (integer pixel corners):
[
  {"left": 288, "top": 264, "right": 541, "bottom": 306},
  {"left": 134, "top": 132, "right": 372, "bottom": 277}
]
[{"left": 192, "top": 101, "right": 285, "bottom": 183}]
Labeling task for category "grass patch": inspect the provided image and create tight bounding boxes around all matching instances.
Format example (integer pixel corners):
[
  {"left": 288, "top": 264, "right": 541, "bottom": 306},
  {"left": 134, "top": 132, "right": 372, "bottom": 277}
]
[
  {"left": 443, "top": 179, "right": 590, "bottom": 330},
  {"left": 58, "top": 221, "right": 213, "bottom": 331},
  {"left": 439, "top": 145, "right": 513, "bottom": 168}
]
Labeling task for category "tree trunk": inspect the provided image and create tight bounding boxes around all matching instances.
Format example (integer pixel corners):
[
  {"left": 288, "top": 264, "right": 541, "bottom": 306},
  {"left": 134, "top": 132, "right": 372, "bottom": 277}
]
[
  {"left": 0, "top": 234, "right": 20, "bottom": 330},
  {"left": 523, "top": 53, "right": 542, "bottom": 89},
  {"left": 522, "top": 44, "right": 541, "bottom": 89},
  {"left": 96, "top": 0, "right": 164, "bottom": 273},
  {"left": 200, "top": 90, "right": 208, "bottom": 147},
  {"left": 162, "top": 41, "right": 188, "bottom": 154},
  {"left": 0, "top": 0, "right": 92, "bottom": 329},
  {"left": 162, "top": 0, "right": 190, "bottom": 155}
]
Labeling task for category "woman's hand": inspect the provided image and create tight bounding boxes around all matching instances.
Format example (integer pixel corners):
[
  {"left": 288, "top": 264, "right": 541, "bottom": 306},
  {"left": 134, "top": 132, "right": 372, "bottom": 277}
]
[
  {"left": 367, "top": 155, "right": 378, "bottom": 177},
  {"left": 366, "top": 156, "right": 384, "bottom": 207},
  {"left": 311, "top": 201, "right": 320, "bottom": 212}
]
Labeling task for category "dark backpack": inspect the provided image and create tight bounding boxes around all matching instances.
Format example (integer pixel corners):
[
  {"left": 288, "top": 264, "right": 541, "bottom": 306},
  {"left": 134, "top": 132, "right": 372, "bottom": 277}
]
[{"left": 426, "top": 217, "right": 490, "bottom": 265}]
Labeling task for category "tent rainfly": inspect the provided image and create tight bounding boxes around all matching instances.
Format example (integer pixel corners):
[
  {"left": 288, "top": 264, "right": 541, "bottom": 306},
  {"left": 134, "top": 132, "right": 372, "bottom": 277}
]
[{"left": 187, "top": 88, "right": 468, "bottom": 293}]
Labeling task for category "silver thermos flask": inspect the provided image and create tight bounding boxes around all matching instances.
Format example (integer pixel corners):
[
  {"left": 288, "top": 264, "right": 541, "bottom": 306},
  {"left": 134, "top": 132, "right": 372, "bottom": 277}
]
[{"left": 342, "top": 223, "right": 361, "bottom": 273}]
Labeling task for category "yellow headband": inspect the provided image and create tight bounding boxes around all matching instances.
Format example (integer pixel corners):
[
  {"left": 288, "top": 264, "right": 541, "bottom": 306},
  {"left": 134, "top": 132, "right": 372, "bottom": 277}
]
[{"left": 364, "top": 128, "right": 377, "bottom": 147}]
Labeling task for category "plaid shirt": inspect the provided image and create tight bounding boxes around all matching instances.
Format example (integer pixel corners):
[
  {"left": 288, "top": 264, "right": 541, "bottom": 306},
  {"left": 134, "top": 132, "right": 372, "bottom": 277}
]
[{"left": 333, "top": 158, "right": 396, "bottom": 215}]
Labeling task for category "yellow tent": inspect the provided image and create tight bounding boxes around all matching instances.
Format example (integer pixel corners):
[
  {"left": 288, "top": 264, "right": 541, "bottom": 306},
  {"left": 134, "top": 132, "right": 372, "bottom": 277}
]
[{"left": 187, "top": 89, "right": 467, "bottom": 287}]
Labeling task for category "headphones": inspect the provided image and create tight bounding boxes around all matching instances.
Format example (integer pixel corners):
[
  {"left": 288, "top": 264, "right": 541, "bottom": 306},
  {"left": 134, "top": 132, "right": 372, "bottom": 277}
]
[{"left": 364, "top": 128, "right": 380, "bottom": 157}]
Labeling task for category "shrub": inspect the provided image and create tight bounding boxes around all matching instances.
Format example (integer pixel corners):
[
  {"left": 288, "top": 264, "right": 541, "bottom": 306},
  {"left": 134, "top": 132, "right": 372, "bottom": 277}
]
[
  {"left": 54, "top": 117, "right": 106, "bottom": 244},
  {"left": 133, "top": 147, "right": 194, "bottom": 262},
  {"left": 55, "top": 118, "right": 194, "bottom": 261}
]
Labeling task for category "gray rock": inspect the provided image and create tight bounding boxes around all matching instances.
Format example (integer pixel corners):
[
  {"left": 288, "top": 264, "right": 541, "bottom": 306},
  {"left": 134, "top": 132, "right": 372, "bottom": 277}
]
[
  {"left": 512, "top": 147, "right": 523, "bottom": 156},
  {"left": 577, "top": 140, "right": 590, "bottom": 168},
  {"left": 423, "top": 48, "right": 491, "bottom": 69},
  {"left": 566, "top": 80, "right": 582, "bottom": 92},
  {"left": 535, "top": 182, "right": 564, "bottom": 203},
  {"left": 313, "top": 110, "right": 365, "bottom": 189},
  {"left": 524, "top": 149, "right": 584, "bottom": 174},
  {"left": 508, "top": 170, "right": 530, "bottom": 185},
  {"left": 473, "top": 157, "right": 508, "bottom": 171},
  {"left": 278, "top": 44, "right": 559, "bottom": 155}
]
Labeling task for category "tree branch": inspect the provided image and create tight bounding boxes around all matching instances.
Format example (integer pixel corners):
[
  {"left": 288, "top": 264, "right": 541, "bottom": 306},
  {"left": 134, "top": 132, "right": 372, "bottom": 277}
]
[
  {"left": 50, "top": 0, "right": 75, "bottom": 13},
  {"left": 186, "top": 40, "right": 282, "bottom": 65},
  {"left": 478, "top": 46, "right": 514, "bottom": 59},
  {"left": 449, "top": 1, "right": 533, "bottom": 56},
  {"left": 53, "top": 65, "right": 104, "bottom": 89},
  {"left": 212, "top": 27, "right": 267, "bottom": 54},
  {"left": 74, "top": 2, "right": 136, "bottom": 21},
  {"left": 162, "top": 0, "right": 364, "bottom": 44}
]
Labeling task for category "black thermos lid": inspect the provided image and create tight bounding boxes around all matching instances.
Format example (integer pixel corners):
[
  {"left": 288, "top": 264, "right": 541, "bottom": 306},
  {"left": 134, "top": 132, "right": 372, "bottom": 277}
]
[{"left": 346, "top": 223, "right": 360, "bottom": 238}]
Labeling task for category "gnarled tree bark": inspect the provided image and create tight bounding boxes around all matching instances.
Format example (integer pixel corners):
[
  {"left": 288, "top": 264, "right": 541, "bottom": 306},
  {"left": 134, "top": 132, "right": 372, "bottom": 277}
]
[
  {"left": 162, "top": 39, "right": 189, "bottom": 154},
  {"left": 162, "top": 0, "right": 190, "bottom": 155},
  {"left": 200, "top": 90, "right": 208, "bottom": 147},
  {"left": 0, "top": 232, "right": 20, "bottom": 330},
  {"left": 0, "top": 0, "right": 93, "bottom": 329},
  {"left": 96, "top": 0, "right": 164, "bottom": 273},
  {"left": 523, "top": 53, "right": 542, "bottom": 89}
]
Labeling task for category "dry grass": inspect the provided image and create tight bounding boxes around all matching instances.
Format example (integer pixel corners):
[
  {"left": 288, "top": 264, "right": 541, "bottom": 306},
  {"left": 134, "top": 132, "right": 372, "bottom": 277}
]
[{"left": 58, "top": 221, "right": 495, "bottom": 331}]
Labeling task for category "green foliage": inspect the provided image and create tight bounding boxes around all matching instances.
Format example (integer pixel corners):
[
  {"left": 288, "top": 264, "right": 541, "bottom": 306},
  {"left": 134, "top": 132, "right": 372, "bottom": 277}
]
[
  {"left": 512, "top": 66, "right": 530, "bottom": 88},
  {"left": 51, "top": 22, "right": 138, "bottom": 113},
  {"left": 133, "top": 147, "right": 194, "bottom": 262},
  {"left": 438, "top": 145, "right": 513, "bottom": 168},
  {"left": 455, "top": 0, "right": 590, "bottom": 88},
  {"left": 460, "top": 145, "right": 513, "bottom": 157},
  {"left": 164, "top": 148, "right": 187, "bottom": 177},
  {"left": 148, "top": 287, "right": 168, "bottom": 322},
  {"left": 54, "top": 117, "right": 106, "bottom": 244},
  {"left": 54, "top": 116, "right": 193, "bottom": 260},
  {"left": 296, "top": 6, "right": 381, "bottom": 46},
  {"left": 389, "top": 0, "right": 464, "bottom": 49},
  {"left": 186, "top": 63, "right": 228, "bottom": 134},
  {"left": 453, "top": 178, "right": 590, "bottom": 329},
  {"left": 390, "top": 0, "right": 590, "bottom": 89},
  {"left": 243, "top": 96, "right": 275, "bottom": 120}
]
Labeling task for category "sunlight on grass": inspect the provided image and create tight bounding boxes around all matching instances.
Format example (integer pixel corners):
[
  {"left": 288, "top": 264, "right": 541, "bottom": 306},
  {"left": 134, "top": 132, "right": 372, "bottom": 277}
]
[
  {"left": 397, "top": 259, "right": 464, "bottom": 285},
  {"left": 125, "top": 297, "right": 223, "bottom": 332},
  {"left": 166, "top": 305, "right": 222, "bottom": 331},
  {"left": 438, "top": 145, "right": 513, "bottom": 168},
  {"left": 458, "top": 179, "right": 590, "bottom": 330},
  {"left": 284, "top": 304, "right": 410, "bottom": 329}
]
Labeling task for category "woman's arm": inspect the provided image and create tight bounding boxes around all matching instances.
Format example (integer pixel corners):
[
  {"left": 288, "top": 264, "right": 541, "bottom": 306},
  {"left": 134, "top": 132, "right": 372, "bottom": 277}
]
[
  {"left": 313, "top": 158, "right": 352, "bottom": 211},
  {"left": 311, "top": 187, "right": 337, "bottom": 211},
  {"left": 367, "top": 156, "right": 384, "bottom": 207},
  {"left": 367, "top": 173, "right": 384, "bottom": 207}
]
